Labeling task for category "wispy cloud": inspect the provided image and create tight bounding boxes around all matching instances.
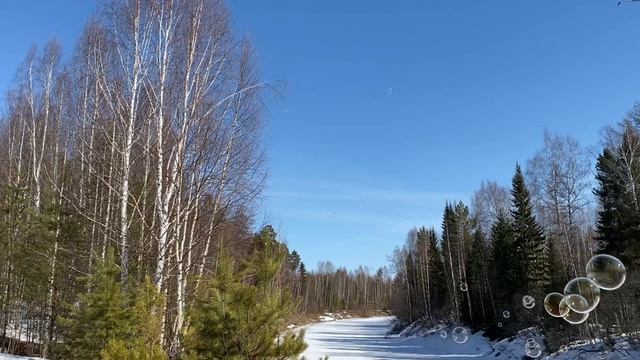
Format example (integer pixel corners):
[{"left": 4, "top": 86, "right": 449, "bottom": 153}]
[
  {"left": 262, "top": 177, "right": 468, "bottom": 231},
  {"left": 266, "top": 177, "right": 468, "bottom": 206}
]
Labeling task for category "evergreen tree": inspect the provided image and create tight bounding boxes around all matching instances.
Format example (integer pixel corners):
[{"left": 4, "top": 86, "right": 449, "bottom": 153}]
[
  {"left": 441, "top": 203, "right": 461, "bottom": 321},
  {"left": 298, "top": 262, "right": 307, "bottom": 281},
  {"left": 101, "top": 278, "right": 167, "bottom": 360},
  {"left": 427, "top": 228, "right": 447, "bottom": 318},
  {"left": 594, "top": 146, "right": 640, "bottom": 266},
  {"left": 57, "top": 249, "right": 134, "bottom": 360},
  {"left": 511, "top": 164, "right": 550, "bottom": 294},
  {"left": 594, "top": 149, "right": 626, "bottom": 257},
  {"left": 183, "top": 226, "right": 307, "bottom": 359},
  {"left": 288, "top": 250, "right": 301, "bottom": 272},
  {"left": 490, "top": 213, "right": 517, "bottom": 308},
  {"left": 466, "top": 228, "right": 490, "bottom": 328}
]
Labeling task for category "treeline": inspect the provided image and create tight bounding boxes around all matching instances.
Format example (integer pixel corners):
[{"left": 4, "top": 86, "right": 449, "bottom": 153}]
[
  {"left": 297, "top": 261, "right": 393, "bottom": 314},
  {"left": 390, "top": 110, "right": 640, "bottom": 350},
  {"left": 0, "top": 0, "right": 389, "bottom": 358}
]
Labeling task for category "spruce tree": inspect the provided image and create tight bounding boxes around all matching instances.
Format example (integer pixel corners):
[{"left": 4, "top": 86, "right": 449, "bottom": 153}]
[
  {"left": 511, "top": 164, "right": 550, "bottom": 294},
  {"left": 427, "top": 228, "right": 448, "bottom": 317},
  {"left": 490, "top": 213, "right": 517, "bottom": 307},
  {"left": 594, "top": 149, "right": 625, "bottom": 257},
  {"left": 594, "top": 147, "right": 640, "bottom": 266},
  {"left": 441, "top": 203, "right": 461, "bottom": 321},
  {"left": 466, "top": 228, "right": 489, "bottom": 328}
]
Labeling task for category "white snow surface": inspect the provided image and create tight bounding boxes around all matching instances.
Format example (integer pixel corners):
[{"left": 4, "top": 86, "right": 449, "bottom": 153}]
[
  {"left": 0, "top": 355, "right": 42, "bottom": 360},
  {"left": 300, "top": 316, "right": 640, "bottom": 360},
  {"left": 301, "top": 316, "right": 493, "bottom": 359}
]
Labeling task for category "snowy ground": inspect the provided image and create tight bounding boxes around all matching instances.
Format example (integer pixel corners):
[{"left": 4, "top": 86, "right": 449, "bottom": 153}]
[
  {"left": 0, "top": 355, "right": 42, "bottom": 360},
  {"left": 300, "top": 316, "right": 640, "bottom": 360},
  {"left": 301, "top": 316, "right": 493, "bottom": 359}
]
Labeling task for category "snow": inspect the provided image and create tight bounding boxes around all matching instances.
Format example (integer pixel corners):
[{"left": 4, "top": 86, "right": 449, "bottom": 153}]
[
  {"left": 318, "top": 312, "right": 346, "bottom": 322},
  {"left": 300, "top": 316, "right": 640, "bottom": 360},
  {"left": 301, "top": 316, "right": 493, "bottom": 359},
  {"left": 0, "top": 355, "right": 42, "bottom": 360}
]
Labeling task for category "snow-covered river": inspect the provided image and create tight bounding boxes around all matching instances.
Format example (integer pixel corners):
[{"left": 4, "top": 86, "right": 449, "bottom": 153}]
[{"left": 301, "top": 316, "right": 493, "bottom": 360}]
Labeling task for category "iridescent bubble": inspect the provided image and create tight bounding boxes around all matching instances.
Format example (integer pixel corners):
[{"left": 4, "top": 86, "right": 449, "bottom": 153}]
[
  {"left": 592, "top": 240, "right": 607, "bottom": 252},
  {"left": 459, "top": 282, "right": 468, "bottom": 292},
  {"left": 563, "top": 307, "right": 589, "bottom": 324},
  {"left": 452, "top": 327, "right": 468, "bottom": 344},
  {"left": 544, "top": 292, "right": 570, "bottom": 318},
  {"left": 564, "top": 277, "right": 600, "bottom": 313},
  {"left": 522, "top": 295, "right": 536, "bottom": 309},
  {"left": 440, "top": 329, "right": 447, "bottom": 338},
  {"left": 586, "top": 254, "right": 626, "bottom": 290},
  {"left": 502, "top": 310, "right": 510, "bottom": 319},
  {"left": 526, "top": 345, "right": 542, "bottom": 358},
  {"left": 564, "top": 294, "right": 589, "bottom": 313}
]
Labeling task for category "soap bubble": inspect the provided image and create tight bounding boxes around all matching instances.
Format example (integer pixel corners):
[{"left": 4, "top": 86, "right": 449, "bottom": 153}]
[
  {"left": 497, "top": 322, "right": 502, "bottom": 328},
  {"left": 386, "top": 87, "right": 393, "bottom": 94},
  {"left": 563, "top": 307, "right": 589, "bottom": 324},
  {"left": 564, "top": 294, "right": 589, "bottom": 313},
  {"left": 522, "top": 295, "right": 536, "bottom": 309},
  {"left": 564, "top": 277, "right": 600, "bottom": 313},
  {"left": 526, "top": 345, "right": 542, "bottom": 358},
  {"left": 544, "top": 292, "right": 570, "bottom": 318},
  {"left": 586, "top": 254, "right": 626, "bottom": 290},
  {"left": 592, "top": 240, "right": 607, "bottom": 252},
  {"left": 452, "top": 327, "right": 468, "bottom": 344},
  {"left": 439, "top": 329, "right": 447, "bottom": 338},
  {"left": 459, "top": 282, "right": 468, "bottom": 292},
  {"left": 502, "top": 310, "right": 510, "bottom": 318},
  {"left": 525, "top": 339, "right": 541, "bottom": 357}
]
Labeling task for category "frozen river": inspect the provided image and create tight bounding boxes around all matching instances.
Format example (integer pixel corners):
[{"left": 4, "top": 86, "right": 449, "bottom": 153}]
[{"left": 301, "top": 316, "right": 492, "bottom": 360}]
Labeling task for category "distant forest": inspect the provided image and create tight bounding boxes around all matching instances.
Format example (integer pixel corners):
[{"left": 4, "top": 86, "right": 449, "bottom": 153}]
[{"left": 389, "top": 110, "right": 640, "bottom": 351}]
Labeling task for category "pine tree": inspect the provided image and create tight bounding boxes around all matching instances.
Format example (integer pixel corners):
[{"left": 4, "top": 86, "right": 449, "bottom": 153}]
[
  {"left": 183, "top": 227, "right": 307, "bottom": 359},
  {"left": 101, "top": 277, "right": 167, "bottom": 360},
  {"left": 288, "top": 250, "right": 301, "bottom": 272},
  {"left": 511, "top": 164, "right": 550, "bottom": 294},
  {"left": 57, "top": 248, "right": 134, "bottom": 360}
]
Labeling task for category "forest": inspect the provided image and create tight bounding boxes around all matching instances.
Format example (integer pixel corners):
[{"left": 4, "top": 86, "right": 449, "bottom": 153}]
[
  {"left": 0, "top": 0, "right": 390, "bottom": 359},
  {"left": 1, "top": 0, "right": 638, "bottom": 359},
  {"left": 389, "top": 117, "right": 640, "bottom": 352}
]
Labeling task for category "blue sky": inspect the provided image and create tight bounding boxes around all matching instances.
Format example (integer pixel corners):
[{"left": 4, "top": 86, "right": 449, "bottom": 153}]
[{"left": 1, "top": 1, "right": 640, "bottom": 272}]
